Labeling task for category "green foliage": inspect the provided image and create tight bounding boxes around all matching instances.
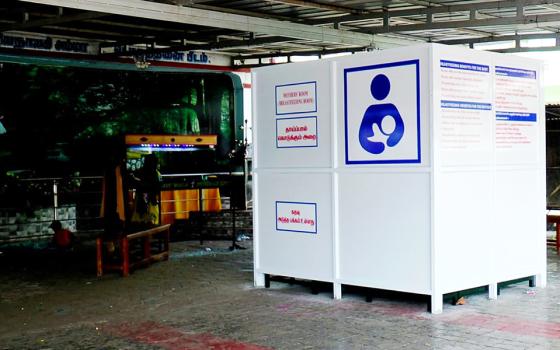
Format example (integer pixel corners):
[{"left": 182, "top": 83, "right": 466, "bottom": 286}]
[{"left": 0, "top": 62, "right": 237, "bottom": 175}]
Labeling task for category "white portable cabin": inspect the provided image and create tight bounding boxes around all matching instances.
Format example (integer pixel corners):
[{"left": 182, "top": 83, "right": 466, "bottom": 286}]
[{"left": 252, "top": 43, "right": 546, "bottom": 314}]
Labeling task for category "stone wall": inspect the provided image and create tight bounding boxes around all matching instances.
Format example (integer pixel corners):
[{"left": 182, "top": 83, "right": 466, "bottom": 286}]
[
  {"left": 0, "top": 205, "right": 76, "bottom": 240},
  {"left": 178, "top": 209, "right": 253, "bottom": 241}
]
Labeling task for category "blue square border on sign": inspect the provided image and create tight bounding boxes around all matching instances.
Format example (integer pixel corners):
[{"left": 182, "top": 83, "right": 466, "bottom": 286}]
[
  {"left": 275, "top": 116, "right": 318, "bottom": 149},
  {"left": 275, "top": 81, "right": 318, "bottom": 116},
  {"left": 275, "top": 201, "right": 318, "bottom": 234},
  {"left": 343, "top": 59, "right": 421, "bottom": 165}
]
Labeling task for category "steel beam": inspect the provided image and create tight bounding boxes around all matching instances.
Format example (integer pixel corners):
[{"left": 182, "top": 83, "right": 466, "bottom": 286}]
[
  {"left": 168, "top": 0, "right": 298, "bottom": 22},
  {"left": 438, "top": 32, "right": 560, "bottom": 45},
  {"left": 98, "top": 29, "right": 234, "bottom": 49},
  {"left": 359, "top": 13, "right": 560, "bottom": 34},
  {"left": 492, "top": 44, "right": 560, "bottom": 52},
  {"left": 308, "top": 0, "right": 560, "bottom": 26},
  {"left": 235, "top": 47, "right": 361, "bottom": 60},
  {"left": 266, "top": 0, "right": 366, "bottom": 14},
  {"left": 17, "top": 0, "right": 416, "bottom": 48},
  {"left": 195, "top": 36, "right": 298, "bottom": 50},
  {"left": 101, "top": 35, "right": 297, "bottom": 56},
  {"left": 0, "top": 11, "right": 106, "bottom": 32}
]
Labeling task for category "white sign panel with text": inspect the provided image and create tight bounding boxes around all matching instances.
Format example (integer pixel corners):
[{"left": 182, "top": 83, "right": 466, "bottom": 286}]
[
  {"left": 276, "top": 116, "right": 318, "bottom": 148},
  {"left": 276, "top": 201, "right": 317, "bottom": 234},
  {"left": 275, "top": 81, "right": 317, "bottom": 115}
]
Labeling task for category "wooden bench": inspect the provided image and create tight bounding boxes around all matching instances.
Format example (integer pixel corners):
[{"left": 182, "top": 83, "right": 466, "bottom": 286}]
[
  {"left": 547, "top": 210, "right": 560, "bottom": 255},
  {"left": 96, "top": 224, "right": 171, "bottom": 277}
]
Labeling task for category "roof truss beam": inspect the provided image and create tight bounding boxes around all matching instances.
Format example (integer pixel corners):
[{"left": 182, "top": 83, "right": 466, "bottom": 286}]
[
  {"left": 265, "top": 0, "right": 366, "bottom": 14},
  {"left": 16, "top": 0, "right": 392, "bottom": 47},
  {"left": 98, "top": 28, "right": 237, "bottom": 49},
  {"left": 308, "top": 0, "right": 560, "bottom": 26},
  {"left": 359, "top": 12, "right": 560, "bottom": 34},
  {"left": 164, "top": 0, "right": 298, "bottom": 22},
  {"left": 101, "top": 35, "right": 296, "bottom": 56},
  {"left": 0, "top": 10, "right": 106, "bottom": 32},
  {"left": 233, "top": 46, "right": 364, "bottom": 65},
  {"left": 438, "top": 32, "right": 560, "bottom": 45},
  {"left": 494, "top": 43, "right": 560, "bottom": 52}
]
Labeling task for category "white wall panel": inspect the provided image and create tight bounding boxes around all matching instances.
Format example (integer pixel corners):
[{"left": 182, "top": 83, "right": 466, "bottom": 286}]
[
  {"left": 436, "top": 171, "right": 494, "bottom": 293},
  {"left": 255, "top": 172, "right": 333, "bottom": 281},
  {"left": 337, "top": 172, "right": 431, "bottom": 294},
  {"left": 253, "top": 61, "right": 332, "bottom": 169}
]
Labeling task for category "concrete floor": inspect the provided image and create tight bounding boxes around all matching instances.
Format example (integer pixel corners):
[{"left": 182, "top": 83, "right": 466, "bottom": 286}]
[{"left": 0, "top": 240, "right": 559, "bottom": 350}]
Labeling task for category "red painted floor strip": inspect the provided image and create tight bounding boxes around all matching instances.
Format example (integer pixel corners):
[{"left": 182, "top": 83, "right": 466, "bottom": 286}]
[
  {"left": 108, "top": 321, "right": 272, "bottom": 350},
  {"left": 445, "top": 314, "right": 560, "bottom": 339},
  {"left": 334, "top": 299, "right": 560, "bottom": 340}
]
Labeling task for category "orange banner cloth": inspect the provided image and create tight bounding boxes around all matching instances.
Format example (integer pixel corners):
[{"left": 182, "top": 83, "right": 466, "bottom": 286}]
[{"left": 160, "top": 188, "right": 221, "bottom": 225}]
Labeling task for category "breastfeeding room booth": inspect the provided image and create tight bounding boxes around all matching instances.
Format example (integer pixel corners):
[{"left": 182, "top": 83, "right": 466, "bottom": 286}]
[{"left": 252, "top": 43, "right": 546, "bottom": 313}]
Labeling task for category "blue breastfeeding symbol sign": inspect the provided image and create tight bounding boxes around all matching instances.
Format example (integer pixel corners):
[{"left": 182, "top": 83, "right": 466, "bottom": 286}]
[
  {"left": 358, "top": 74, "right": 405, "bottom": 154},
  {"left": 344, "top": 59, "right": 420, "bottom": 164}
]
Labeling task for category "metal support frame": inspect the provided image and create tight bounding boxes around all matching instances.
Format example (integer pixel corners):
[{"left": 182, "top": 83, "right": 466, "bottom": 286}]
[
  {"left": 308, "top": 0, "right": 560, "bottom": 26},
  {"left": 359, "top": 13, "right": 560, "bottom": 34},
  {"left": 0, "top": 11, "right": 106, "bottom": 32},
  {"left": 18, "top": 0, "right": 405, "bottom": 47},
  {"left": 10, "top": 0, "right": 560, "bottom": 67},
  {"left": 440, "top": 32, "right": 560, "bottom": 45}
]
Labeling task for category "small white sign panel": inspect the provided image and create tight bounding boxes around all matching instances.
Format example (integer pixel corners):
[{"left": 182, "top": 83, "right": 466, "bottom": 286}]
[
  {"left": 276, "top": 116, "right": 318, "bottom": 148},
  {"left": 439, "top": 59, "right": 492, "bottom": 151},
  {"left": 276, "top": 201, "right": 317, "bottom": 234},
  {"left": 275, "top": 81, "right": 317, "bottom": 115},
  {"left": 494, "top": 66, "right": 538, "bottom": 155},
  {"left": 344, "top": 60, "right": 421, "bottom": 164}
]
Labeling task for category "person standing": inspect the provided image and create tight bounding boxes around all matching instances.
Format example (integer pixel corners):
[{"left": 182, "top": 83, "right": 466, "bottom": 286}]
[{"left": 131, "top": 154, "right": 161, "bottom": 226}]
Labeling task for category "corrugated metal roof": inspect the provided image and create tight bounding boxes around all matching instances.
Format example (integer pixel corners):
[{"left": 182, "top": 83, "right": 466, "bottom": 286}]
[{"left": 2, "top": 0, "right": 560, "bottom": 67}]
